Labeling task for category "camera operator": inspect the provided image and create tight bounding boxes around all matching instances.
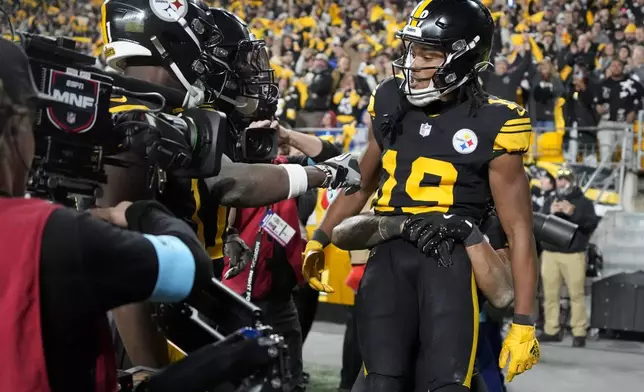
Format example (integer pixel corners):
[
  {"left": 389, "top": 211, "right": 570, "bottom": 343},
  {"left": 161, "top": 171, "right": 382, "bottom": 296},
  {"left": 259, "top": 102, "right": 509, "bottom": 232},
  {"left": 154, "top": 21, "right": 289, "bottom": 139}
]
[
  {"left": 0, "top": 38, "right": 215, "bottom": 392},
  {"left": 539, "top": 167, "right": 598, "bottom": 347},
  {"left": 100, "top": 1, "right": 360, "bottom": 368},
  {"left": 219, "top": 134, "right": 343, "bottom": 391},
  {"left": 532, "top": 170, "right": 556, "bottom": 213}
]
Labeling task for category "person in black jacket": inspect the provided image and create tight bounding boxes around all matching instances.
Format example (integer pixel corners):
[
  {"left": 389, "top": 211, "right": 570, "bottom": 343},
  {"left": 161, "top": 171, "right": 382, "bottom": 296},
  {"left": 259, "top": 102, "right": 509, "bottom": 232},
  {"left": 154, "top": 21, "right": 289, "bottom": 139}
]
[
  {"left": 481, "top": 48, "right": 532, "bottom": 103},
  {"left": 539, "top": 166, "right": 599, "bottom": 348}
]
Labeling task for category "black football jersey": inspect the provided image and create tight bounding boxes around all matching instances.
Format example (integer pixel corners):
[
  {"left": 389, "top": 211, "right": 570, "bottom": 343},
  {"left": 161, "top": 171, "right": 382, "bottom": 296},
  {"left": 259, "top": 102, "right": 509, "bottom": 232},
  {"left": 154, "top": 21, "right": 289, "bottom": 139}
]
[
  {"left": 367, "top": 77, "right": 531, "bottom": 222},
  {"left": 109, "top": 97, "right": 229, "bottom": 259}
]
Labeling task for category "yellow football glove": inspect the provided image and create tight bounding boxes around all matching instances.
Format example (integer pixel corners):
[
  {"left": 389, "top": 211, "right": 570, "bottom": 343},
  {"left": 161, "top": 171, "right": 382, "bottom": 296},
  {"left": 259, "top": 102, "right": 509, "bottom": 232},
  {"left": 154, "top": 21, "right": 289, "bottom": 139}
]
[
  {"left": 302, "top": 240, "right": 334, "bottom": 293},
  {"left": 499, "top": 323, "right": 540, "bottom": 382}
]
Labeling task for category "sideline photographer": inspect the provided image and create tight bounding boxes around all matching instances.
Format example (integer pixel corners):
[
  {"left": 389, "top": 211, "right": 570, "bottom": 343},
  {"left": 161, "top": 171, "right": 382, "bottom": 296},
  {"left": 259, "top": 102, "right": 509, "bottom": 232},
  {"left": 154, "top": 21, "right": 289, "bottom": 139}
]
[
  {"left": 0, "top": 38, "right": 214, "bottom": 392},
  {"left": 539, "top": 167, "right": 599, "bottom": 347}
]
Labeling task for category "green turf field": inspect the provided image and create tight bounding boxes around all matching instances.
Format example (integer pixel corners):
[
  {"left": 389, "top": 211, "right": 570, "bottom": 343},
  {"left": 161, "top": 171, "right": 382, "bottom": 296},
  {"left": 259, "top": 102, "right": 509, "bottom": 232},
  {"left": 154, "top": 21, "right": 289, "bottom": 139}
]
[{"left": 305, "top": 364, "right": 342, "bottom": 392}]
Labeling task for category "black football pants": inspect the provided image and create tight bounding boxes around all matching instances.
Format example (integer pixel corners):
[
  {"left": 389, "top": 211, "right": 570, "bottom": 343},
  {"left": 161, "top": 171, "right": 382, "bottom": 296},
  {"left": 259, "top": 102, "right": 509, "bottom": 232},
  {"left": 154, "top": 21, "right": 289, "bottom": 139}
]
[{"left": 353, "top": 239, "right": 479, "bottom": 392}]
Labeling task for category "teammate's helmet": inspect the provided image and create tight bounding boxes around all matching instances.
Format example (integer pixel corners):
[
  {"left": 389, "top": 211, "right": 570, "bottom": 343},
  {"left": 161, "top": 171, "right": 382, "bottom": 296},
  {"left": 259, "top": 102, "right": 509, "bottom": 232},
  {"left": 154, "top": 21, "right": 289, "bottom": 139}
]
[
  {"left": 207, "top": 8, "right": 278, "bottom": 121},
  {"left": 393, "top": 0, "right": 494, "bottom": 106},
  {"left": 101, "top": 0, "right": 223, "bottom": 108}
]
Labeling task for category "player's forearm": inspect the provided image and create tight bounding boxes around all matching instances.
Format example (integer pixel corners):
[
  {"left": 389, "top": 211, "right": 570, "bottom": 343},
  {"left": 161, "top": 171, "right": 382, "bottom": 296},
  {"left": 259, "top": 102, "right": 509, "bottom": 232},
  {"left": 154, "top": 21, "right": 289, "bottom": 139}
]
[
  {"left": 208, "top": 163, "right": 326, "bottom": 208},
  {"left": 319, "top": 189, "right": 374, "bottom": 238},
  {"left": 507, "top": 229, "right": 538, "bottom": 316},
  {"left": 332, "top": 213, "right": 406, "bottom": 250},
  {"left": 466, "top": 244, "right": 514, "bottom": 308}
]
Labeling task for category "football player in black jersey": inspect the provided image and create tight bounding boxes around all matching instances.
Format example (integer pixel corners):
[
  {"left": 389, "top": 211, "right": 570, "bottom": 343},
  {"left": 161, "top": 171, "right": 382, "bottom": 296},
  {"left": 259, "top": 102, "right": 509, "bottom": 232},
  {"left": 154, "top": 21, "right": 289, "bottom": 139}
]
[
  {"left": 302, "top": 1, "right": 539, "bottom": 391},
  {"left": 99, "top": 0, "right": 360, "bottom": 369},
  {"left": 331, "top": 208, "right": 513, "bottom": 392}
]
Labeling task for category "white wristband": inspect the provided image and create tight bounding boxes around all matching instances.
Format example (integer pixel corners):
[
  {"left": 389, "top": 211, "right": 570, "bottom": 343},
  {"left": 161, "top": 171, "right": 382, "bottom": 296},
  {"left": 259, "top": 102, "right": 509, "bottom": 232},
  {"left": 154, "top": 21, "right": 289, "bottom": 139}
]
[{"left": 281, "top": 164, "right": 309, "bottom": 199}]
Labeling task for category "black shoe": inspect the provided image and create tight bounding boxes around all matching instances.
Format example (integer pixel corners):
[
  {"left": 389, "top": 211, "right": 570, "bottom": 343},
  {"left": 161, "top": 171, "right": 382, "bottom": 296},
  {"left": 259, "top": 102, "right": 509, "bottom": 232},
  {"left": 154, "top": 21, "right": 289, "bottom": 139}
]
[
  {"left": 539, "top": 331, "right": 563, "bottom": 342},
  {"left": 572, "top": 336, "right": 586, "bottom": 347}
]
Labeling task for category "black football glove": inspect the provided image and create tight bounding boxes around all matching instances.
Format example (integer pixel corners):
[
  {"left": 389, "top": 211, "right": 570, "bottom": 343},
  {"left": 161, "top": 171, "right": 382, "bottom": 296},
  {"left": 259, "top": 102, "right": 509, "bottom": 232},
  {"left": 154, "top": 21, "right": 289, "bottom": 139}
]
[
  {"left": 401, "top": 213, "right": 475, "bottom": 266},
  {"left": 223, "top": 229, "right": 253, "bottom": 280},
  {"left": 144, "top": 112, "right": 193, "bottom": 172}
]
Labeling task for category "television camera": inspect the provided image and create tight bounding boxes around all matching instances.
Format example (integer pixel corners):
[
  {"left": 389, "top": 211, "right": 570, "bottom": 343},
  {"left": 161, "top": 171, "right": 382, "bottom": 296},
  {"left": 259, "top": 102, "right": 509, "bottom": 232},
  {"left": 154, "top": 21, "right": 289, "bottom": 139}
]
[
  {"left": 15, "top": 32, "right": 290, "bottom": 391},
  {"left": 533, "top": 211, "right": 578, "bottom": 249},
  {"left": 22, "top": 32, "right": 226, "bottom": 206}
]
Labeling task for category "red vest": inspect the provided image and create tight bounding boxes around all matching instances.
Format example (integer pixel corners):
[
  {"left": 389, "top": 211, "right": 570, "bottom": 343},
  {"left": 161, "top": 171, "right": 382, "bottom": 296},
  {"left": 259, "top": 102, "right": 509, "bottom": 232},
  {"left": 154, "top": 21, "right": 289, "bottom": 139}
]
[
  {"left": 0, "top": 198, "right": 116, "bottom": 392},
  {"left": 223, "top": 159, "right": 305, "bottom": 300}
]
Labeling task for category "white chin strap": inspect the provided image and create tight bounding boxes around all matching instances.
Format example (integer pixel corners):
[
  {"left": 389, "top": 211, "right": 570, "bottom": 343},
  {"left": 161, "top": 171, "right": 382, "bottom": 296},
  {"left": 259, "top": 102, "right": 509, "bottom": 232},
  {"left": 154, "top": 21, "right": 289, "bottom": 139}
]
[
  {"left": 402, "top": 35, "right": 482, "bottom": 107},
  {"left": 217, "top": 93, "right": 258, "bottom": 115}
]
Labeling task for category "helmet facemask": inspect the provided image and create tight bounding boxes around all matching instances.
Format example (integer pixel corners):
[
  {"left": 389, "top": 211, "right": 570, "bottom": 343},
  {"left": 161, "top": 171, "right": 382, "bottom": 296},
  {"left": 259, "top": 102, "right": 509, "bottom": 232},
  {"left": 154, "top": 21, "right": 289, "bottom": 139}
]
[
  {"left": 392, "top": 31, "right": 487, "bottom": 107},
  {"left": 207, "top": 38, "right": 278, "bottom": 120}
]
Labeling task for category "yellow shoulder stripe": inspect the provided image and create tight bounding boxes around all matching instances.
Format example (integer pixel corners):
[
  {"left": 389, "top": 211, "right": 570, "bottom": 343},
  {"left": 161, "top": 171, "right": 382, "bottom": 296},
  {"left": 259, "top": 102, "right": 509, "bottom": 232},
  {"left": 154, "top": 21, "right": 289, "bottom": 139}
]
[
  {"left": 499, "top": 124, "right": 532, "bottom": 133},
  {"left": 503, "top": 117, "right": 531, "bottom": 126}
]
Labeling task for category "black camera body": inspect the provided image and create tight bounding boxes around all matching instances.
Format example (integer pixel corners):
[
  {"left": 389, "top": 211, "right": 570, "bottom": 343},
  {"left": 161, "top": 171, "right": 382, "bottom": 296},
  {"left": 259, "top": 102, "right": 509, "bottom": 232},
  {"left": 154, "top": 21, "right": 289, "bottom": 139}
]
[
  {"left": 239, "top": 126, "right": 279, "bottom": 162},
  {"left": 25, "top": 35, "right": 117, "bottom": 202},
  {"left": 21, "top": 33, "right": 226, "bottom": 204}
]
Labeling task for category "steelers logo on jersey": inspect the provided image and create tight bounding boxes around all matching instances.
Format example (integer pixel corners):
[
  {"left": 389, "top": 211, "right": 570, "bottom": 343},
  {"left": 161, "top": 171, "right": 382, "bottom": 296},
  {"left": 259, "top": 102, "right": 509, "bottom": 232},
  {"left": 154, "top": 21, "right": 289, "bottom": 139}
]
[{"left": 452, "top": 129, "right": 478, "bottom": 155}]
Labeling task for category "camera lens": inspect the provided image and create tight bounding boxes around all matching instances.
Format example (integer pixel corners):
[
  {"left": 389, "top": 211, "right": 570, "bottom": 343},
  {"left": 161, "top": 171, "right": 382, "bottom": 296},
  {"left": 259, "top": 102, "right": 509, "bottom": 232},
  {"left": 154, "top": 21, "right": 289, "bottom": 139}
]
[{"left": 248, "top": 134, "right": 273, "bottom": 157}]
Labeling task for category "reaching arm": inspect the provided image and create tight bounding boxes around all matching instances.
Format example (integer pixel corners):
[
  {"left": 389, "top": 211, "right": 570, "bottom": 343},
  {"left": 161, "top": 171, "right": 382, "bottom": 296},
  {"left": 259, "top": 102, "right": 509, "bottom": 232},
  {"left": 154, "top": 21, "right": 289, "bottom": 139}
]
[
  {"left": 332, "top": 213, "right": 513, "bottom": 307},
  {"left": 206, "top": 154, "right": 357, "bottom": 208},
  {"left": 489, "top": 153, "right": 538, "bottom": 318},
  {"left": 332, "top": 212, "right": 406, "bottom": 249},
  {"left": 282, "top": 128, "right": 342, "bottom": 162},
  {"left": 318, "top": 125, "right": 382, "bottom": 239},
  {"left": 465, "top": 241, "right": 513, "bottom": 308}
]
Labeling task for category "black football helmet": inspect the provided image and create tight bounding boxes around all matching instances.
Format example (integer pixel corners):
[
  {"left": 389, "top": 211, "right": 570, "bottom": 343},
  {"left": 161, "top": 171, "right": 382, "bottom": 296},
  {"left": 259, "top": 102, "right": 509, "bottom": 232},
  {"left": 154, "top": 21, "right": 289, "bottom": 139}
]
[
  {"left": 393, "top": 0, "right": 495, "bottom": 106},
  {"left": 206, "top": 8, "right": 279, "bottom": 123},
  {"left": 102, "top": 0, "right": 224, "bottom": 108}
]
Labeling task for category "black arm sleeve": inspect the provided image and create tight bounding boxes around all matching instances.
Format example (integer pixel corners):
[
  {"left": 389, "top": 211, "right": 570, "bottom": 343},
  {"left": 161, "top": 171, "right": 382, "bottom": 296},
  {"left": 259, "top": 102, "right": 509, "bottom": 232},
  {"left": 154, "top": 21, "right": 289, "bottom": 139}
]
[
  {"left": 41, "top": 203, "right": 212, "bottom": 314},
  {"left": 310, "top": 139, "right": 342, "bottom": 162}
]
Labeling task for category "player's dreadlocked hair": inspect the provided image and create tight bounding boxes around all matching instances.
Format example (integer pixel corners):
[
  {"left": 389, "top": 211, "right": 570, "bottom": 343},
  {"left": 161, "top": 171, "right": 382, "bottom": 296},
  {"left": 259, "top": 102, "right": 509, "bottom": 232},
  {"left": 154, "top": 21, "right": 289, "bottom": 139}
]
[
  {"left": 458, "top": 70, "right": 490, "bottom": 118},
  {"left": 381, "top": 87, "right": 413, "bottom": 145}
]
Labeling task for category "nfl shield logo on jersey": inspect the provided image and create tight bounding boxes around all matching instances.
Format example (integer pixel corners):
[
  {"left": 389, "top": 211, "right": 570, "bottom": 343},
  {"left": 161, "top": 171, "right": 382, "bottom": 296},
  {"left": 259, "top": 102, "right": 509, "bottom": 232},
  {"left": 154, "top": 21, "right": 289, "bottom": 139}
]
[
  {"left": 452, "top": 129, "right": 478, "bottom": 154},
  {"left": 419, "top": 123, "right": 432, "bottom": 137}
]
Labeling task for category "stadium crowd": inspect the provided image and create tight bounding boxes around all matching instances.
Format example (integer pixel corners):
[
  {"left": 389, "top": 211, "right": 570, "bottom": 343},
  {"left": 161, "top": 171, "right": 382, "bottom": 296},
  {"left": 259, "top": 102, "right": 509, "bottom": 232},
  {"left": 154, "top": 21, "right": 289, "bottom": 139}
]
[
  {"left": 2, "top": 0, "right": 642, "bottom": 391},
  {"left": 8, "top": 0, "right": 644, "bottom": 161}
]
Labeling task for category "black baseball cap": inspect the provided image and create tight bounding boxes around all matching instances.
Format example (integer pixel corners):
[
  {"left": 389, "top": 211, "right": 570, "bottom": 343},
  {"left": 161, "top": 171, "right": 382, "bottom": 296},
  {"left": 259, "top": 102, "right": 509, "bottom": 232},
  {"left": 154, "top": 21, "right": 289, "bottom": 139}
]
[{"left": 0, "top": 37, "right": 57, "bottom": 108}]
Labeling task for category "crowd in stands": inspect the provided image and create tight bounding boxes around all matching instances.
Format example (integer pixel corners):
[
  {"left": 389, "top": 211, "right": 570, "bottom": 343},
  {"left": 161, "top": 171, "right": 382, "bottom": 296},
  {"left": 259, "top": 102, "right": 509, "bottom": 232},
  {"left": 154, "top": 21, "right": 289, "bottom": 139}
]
[{"left": 6, "top": 0, "right": 644, "bottom": 161}]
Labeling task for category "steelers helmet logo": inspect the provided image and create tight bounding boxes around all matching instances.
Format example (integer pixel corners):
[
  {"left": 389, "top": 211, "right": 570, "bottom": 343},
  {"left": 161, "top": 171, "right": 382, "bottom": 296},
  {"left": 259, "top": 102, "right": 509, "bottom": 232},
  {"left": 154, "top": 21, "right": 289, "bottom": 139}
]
[
  {"left": 150, "top": 0, "right": 188, "bottom": 22},
  {"left": 452, "top": 129, "right": 478, "bottom": 154}
]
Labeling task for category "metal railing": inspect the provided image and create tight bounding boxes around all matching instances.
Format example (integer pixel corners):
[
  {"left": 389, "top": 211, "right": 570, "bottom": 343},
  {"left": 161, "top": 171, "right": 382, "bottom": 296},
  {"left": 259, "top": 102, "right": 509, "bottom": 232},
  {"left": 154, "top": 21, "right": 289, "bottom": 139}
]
[{"left": 296, "top": 112, "right": 644, "bottom": 209}]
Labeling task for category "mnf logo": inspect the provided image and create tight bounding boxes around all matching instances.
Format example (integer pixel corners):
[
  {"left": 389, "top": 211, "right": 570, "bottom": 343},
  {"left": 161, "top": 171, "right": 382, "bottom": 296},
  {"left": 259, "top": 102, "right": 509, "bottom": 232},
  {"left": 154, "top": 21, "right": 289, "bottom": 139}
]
[{"left": 46, "top": 69, "right": 100, "bottom": 134}]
